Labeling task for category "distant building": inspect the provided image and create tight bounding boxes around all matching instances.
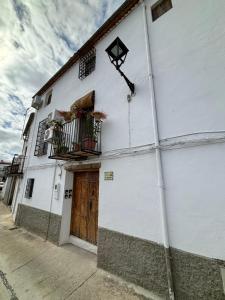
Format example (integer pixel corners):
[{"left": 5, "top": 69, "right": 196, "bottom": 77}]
[
  {"left": 9, "top": 0, "right": 225, "bottom": 299},
  {"left": 0, "top": 160, "right": 11, "bottom": 182}
]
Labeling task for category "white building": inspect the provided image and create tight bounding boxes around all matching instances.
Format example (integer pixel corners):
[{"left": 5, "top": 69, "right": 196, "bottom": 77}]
[{"left": 11, "top": 0, "right": 225, "bottom": 298}]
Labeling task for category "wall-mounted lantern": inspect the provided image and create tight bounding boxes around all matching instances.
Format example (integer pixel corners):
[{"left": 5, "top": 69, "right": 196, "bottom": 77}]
[{"left": 106, "top": 37, "right": 135, "bottom": 95}]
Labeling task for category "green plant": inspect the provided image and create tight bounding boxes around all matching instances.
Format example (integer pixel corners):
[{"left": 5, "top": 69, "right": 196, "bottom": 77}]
[
  {"left": 54, "top": 144, "right": 68, "bottom": 154},
  {"left": 85, "top": 114, "right": 100, "bottom": 141},
  {"left": 91, "top": 111, "right": 107, "bottom": 121},
  {"left": 47, "top": 119, "right": 63, "bottom": 128}
]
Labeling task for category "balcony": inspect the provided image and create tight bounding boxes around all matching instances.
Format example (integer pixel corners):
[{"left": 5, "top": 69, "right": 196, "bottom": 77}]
[
  {"left": 6, "top": 154, "right": 25, "bottom": 176},
  {"left": 49, "top": 116, "right": 102, "bottom": 161}
]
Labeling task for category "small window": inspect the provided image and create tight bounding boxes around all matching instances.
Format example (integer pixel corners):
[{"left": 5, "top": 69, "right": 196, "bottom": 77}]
[
  {"left": 79, "top": 48, "right": 96, "bottom": 79},
  {"left": 45, "top": 90, "right": 52, "bottom": 106},
  {"left": 151, "top": 0, "right": 172, "bottom": 22},
  {"left": 25, "top": 178, "right": 34, "bottom": 198},
  {"left": 34, "top": 118, "right": 48, "bottom": 156}
]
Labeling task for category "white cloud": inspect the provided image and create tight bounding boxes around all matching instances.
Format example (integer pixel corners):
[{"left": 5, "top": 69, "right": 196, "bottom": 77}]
[{"left": 0, "top": 0, "right": 125, "bottom": 161}]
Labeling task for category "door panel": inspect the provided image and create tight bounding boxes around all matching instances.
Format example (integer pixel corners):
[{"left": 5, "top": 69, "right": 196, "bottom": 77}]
[
  {"left": 87, "top": 173, "right": 99, "bottom": 244},
  {"left": 71, "top": 171, "right": 99, "bottom": 245}
]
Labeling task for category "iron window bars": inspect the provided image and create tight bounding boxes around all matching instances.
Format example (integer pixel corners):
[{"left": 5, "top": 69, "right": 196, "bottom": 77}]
[
  {"left": 34, "top": 118, "right": 48, "bottom": 156},
  {"left": 151, "top": 0, "right": 173, "bottom": 22},
  {"left": 79, "top": 48, "right": 96, "bottom": 79},
  {"left": 25, "top": 178, "right": 34, "bottom": 198},
  {"left": 46, "top": 92, "right": 52, "bottom": 105}
]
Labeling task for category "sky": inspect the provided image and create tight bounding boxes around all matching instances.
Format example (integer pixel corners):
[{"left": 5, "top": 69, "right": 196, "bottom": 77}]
[{"left": 0, "top": 0, "right": 125, "bottom": 162}]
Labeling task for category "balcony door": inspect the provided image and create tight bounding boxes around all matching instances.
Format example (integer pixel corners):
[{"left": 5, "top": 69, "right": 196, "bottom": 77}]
[{"left": 70, "top": 171, "right": 99, "bottom": 245}]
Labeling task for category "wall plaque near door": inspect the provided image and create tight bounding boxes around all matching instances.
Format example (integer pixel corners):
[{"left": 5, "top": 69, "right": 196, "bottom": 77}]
[{"left": 104, "top": 171, "right": 113, "bottom": 180}]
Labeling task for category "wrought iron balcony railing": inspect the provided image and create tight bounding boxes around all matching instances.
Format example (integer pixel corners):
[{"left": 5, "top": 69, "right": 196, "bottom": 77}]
[
  {"left": 6, "top": 154, "right": 25, "bottom": 176},
  {"left": 49, "top": 116, "right": 102, "bottom": 161}
]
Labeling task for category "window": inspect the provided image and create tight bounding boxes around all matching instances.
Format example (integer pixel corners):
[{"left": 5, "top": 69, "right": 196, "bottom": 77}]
[
  {"left": 79, "top": 48, "right": 96, "bottom": 79},
  {"left": 151, "top": 0, "right": 172, "bottom": 22},
  {"left": 34, "top": 118, "right": 48, "bottom": 156},
  {"left": 25, "top": 178, "right": 34, "bottom": 198},
  {"left": 45, "top": 91, "right": 52, "bottom": 106}
]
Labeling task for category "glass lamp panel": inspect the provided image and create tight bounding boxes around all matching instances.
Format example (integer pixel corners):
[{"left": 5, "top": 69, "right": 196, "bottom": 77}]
[
  {"left": 118, "top": 46, "right": 123, "bottom": 56},
  {"left": 111, "top": 45, "right": 123, "bottom": 59},
  {"left": 110, "top": 45, "right": 117, "bottom": 57}
]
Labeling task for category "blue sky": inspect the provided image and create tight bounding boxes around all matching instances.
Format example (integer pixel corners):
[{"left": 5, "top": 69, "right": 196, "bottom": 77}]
[{"left": 0, "top": 0, "right": 124, "bottom": 161}]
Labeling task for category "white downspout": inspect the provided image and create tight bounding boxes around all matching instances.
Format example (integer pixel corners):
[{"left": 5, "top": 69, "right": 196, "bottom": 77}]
[
  {"left": 141, "top": 1, "right": 175, "bottom": 299},
  {"left": 45, "top": 159, "right": 58, "bottom": 241}
]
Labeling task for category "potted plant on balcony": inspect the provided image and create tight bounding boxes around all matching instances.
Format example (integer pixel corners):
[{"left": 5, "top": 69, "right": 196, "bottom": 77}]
[
  {"left": 81, "top": 115, "right": 97, "bottom": 151},
  {"left": 47, "top": 120, "right": 67, "bottom": 155},
  {"left": 91, "top": 111, "right": 107, "bottom": 121},
  {"left": 81, "top": 112, "right": 106, "bottom": 151},
  {"left": 54, "top": 144, "right": 68, "bottom": 155},
  {"left": 57, "top": 110, "right": 73, "bottom": 122},
  {"left": 72, "top": 141, "right": 81, "bottom": 152},
  {"left": 46, "top": 120, "right": 63, "bottom": 148},
  {"left": 47, "top": 119, "right": 63, "bottom": 129}
]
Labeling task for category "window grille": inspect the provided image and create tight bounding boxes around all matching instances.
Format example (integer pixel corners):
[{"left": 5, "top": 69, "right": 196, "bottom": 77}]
[
  {"left": 46, "top": 93, "right": 52, "bottom": 105},
  {"left": 151, "top": 0, "right": 172, "bottom": 22},
  {"left": 44, "top": 90, "right": 52, "bottom": 106},
  {"left": 25, "top": 178, "right": 34, "bottom": 198},
  {"left": 34, "top": 119, "right": 48, "bottom": 156},
  {"left": 79, "top": 48, "right": 96, "bottom": 79}
]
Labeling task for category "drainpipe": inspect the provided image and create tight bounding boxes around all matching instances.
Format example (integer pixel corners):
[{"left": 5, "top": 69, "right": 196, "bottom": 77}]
[
  {"left": 46, "top": 160, "right": 58, "bottom": 241},
  {"left": 141, "top": 1, "right": 175, "bottom": 299}
]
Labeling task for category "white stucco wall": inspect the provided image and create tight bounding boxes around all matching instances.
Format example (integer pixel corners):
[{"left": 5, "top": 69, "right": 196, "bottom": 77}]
[
  {"left": 162, "top": 143, "right": 225, "bottom": 260},
  {"left": 59, "top": 170, "right": 74, "bottom": 244},
  {"left": 146, "top": 0, "right": 225, "bottom": 259},
  {"left": 14, "top": 0, "right": 225, "bottom": 261},
  {"left": 148, "top": 0, "right": 225, "bottom": 139},
  {"left": 22, "top": 167, "right": 54, "bottom": 212},
  {"left": 13, "top": 161, "right": 66, "bottom": 218},
  {"left": 99, "top": 153, "right": 162, "bottom": 244}
]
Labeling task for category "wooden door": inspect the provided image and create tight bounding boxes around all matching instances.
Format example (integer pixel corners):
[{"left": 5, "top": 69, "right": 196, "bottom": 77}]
[{"left": 70, "top": 171, "right": 99, "bottom": 245}]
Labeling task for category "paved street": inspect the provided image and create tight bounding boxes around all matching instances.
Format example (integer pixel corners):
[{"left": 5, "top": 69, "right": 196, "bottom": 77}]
[{"left": 0, "top": 203, "right": 156, "bottom": 300}]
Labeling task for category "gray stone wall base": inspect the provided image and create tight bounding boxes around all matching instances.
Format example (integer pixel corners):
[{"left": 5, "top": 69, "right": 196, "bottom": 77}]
[
  {"left": 171, "top": 247, "right": 224, "bottom": 300},
  {"left": 97, "top": 227, "right": 168, "bottom": 298},
  {"left": 15, "top": 203, "right": 61, "bottom": 244},
  {"left": 97, "top": 227, "right": 225, "bottom": 300}
]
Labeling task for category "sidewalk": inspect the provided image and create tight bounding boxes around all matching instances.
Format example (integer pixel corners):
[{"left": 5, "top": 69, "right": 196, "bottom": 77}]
[{"left": 0, "top": 203, "right": 156, "bottom": 300}]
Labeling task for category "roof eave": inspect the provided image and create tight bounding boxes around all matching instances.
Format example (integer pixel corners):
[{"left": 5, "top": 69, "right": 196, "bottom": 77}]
[{"left": 32, "top": 0, "right": 140, "bottom": 98}]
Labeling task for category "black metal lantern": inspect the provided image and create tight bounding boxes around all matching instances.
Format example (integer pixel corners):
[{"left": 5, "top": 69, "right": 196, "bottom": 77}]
[{"left": 106, "top": 37, "right": 135, "bottom": 95}]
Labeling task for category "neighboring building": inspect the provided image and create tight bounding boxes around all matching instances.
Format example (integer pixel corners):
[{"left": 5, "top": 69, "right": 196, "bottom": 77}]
[
  {"left": 3, "top": 113, "right": 34, "bottom": 206},
  {"left": 11, "top": 0, "right": 225, "bottom": 299},
  {"left": 0, "top": 160, "right": 11, "bottom": 199},
  {"left": 0, "top": 160, "right": 11, "bottom": 182}
]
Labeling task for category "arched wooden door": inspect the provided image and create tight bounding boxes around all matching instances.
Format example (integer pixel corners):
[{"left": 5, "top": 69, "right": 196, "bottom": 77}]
[{"left": 70, "top": 171, "right": 99, "bottom": 245}]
